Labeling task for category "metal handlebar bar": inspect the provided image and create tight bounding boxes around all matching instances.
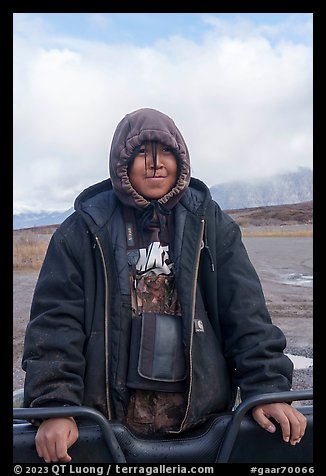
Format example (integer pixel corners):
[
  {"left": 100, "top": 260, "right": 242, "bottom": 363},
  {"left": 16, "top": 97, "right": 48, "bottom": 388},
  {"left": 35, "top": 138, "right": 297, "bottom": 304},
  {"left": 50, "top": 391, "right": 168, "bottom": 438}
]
[
  {"left": 216, "top": 389, "right": 313, "bottom": 463},
  {"left": 13, "top": 389, "right": 313, "bottom": 464},
  {"left": 13, "top": 406, "right": 126, "bottom": 463}
]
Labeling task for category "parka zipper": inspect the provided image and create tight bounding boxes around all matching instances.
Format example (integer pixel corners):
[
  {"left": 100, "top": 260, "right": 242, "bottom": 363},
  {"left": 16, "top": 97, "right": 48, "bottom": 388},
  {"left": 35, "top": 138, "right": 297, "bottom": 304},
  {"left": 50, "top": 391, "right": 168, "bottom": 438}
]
[
  {"left": 170, "top": 218, "right": 205, "bottom": 434},
  {"left": 95, "top": 235, "right": 111, "bottom": 420}
]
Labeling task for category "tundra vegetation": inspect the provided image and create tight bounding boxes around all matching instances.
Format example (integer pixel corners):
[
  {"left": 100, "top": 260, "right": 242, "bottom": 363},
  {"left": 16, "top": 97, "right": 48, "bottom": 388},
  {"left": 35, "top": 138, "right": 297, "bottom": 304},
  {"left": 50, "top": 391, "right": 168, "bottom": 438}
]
[{"left": 13, "top": 201, "right": 313, "bottom": 270}]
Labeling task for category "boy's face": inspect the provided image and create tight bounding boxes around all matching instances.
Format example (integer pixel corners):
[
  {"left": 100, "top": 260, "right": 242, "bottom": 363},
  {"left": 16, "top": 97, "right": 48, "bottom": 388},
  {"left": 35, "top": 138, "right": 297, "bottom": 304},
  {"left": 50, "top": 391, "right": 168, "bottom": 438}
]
[{"left": 129, "top": 142, "right": 178, "bottom": 200}]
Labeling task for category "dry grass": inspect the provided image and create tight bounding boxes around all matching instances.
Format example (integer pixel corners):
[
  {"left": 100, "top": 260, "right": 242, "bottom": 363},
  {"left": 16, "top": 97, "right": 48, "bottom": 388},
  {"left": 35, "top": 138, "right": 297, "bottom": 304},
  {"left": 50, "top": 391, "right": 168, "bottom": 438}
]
[
  {"left": 13, "top": 229, "right": 54, "bottom": 270},
  {"left": 12, "top": 228, "right": 312, "bottom": 272},
  {"left": 227, "top": 202, "right": 313, "bottom": 238},
  {"left": 242, "top": 228, "right": 313, "bottom": 237}
]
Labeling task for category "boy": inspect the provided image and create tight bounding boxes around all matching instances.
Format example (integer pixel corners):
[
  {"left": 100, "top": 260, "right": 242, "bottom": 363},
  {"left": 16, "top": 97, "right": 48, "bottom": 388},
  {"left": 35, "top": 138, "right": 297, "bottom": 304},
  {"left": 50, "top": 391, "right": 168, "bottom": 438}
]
[{"left": 22, "top": 107, "right": 306, "bottom": 463}]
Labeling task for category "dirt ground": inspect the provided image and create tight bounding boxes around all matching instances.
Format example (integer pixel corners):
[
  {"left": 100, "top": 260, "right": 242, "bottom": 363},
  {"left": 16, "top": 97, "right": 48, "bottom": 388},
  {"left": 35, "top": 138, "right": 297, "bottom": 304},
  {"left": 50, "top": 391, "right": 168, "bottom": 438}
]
[
  {"left": 13, "top": 269, "right": 40, "bottom": 392},
  {"left": 243, "top": 235, "right": 313, "bottom": 401},
  {"left": 13, "top": 234, "right": 313, "bottom": 402}
]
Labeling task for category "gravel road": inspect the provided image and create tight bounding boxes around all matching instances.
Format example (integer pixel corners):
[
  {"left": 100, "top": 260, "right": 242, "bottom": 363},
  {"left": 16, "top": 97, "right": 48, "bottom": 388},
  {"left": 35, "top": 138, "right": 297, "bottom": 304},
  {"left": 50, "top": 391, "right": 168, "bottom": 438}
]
[{"left": 243, "top": 236, "right": 313, "bottom": 402}]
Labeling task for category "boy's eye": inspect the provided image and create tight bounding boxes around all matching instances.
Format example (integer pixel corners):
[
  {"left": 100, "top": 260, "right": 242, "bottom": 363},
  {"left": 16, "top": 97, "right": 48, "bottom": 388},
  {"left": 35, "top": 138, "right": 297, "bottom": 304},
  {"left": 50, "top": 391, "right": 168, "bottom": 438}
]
[
  {"left": 162, "top": 147, "right": 171, "bottom": 153},
  {"left": 139, "top": 147, "right": 146, "bottom": 154}
]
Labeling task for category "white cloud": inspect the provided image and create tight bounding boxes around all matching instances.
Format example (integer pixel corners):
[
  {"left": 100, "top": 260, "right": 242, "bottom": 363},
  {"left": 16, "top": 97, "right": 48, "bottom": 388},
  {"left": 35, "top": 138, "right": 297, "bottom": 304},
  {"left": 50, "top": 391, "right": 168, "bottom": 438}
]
[{"left": 13, "top": 14, "right": 313, "bottom": 213}]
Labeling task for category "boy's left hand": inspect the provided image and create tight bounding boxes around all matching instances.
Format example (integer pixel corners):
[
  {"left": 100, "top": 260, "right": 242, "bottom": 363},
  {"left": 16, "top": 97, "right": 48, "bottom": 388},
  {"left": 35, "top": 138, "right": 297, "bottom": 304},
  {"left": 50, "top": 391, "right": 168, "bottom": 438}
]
[{"left": 252, "top": 402, "right": 307, "bottom": 445}]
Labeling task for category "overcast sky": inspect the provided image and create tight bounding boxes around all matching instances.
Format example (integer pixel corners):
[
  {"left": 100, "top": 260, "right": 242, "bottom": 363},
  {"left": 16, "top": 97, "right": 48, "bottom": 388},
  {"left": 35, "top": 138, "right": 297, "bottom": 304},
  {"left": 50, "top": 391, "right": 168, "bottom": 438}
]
[{"left": 13, "top": 13, "right": 313, "bottom": 214}]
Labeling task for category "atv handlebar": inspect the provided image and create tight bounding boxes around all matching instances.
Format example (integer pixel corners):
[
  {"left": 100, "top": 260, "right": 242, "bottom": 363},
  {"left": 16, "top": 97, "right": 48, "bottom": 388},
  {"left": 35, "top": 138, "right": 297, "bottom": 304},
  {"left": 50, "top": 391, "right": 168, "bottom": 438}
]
[
  {"left": 13, "top": 405, "right": 127, "bottom": 463},
  {"left": 13, "top": 389, "right": 313, "bottom": 464},
  {"left": 217, "top": 388, "right": 313, "bottom": 462}
]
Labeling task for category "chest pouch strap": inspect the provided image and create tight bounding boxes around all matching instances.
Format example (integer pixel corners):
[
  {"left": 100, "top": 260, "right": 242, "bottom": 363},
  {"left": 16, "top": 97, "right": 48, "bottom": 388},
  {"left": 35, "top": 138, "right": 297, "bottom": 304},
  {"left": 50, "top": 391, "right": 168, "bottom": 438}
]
[{"left": 127, "top": 312, "right": 187, "bottom": 393}]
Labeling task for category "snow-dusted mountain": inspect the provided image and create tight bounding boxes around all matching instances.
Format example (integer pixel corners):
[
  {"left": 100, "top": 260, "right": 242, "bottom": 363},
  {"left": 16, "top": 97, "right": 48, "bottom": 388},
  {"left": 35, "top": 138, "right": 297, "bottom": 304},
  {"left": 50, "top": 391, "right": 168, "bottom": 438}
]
[
  {"left": 210, "top": 167, "right": 312, "bottom": 210},
  {"left": 13, "top": 208, "right": 74, "bottom": 230},
  {"left": 13, "top": 167, "right": 312, "bottom": 229}
]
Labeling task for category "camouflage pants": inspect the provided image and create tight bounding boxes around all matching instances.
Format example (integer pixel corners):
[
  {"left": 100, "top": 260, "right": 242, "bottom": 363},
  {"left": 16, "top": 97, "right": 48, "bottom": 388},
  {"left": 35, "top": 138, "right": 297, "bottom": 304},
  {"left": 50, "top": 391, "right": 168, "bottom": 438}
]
[{"left": 126, "top": 389, "right": 187, "bottom": 435}]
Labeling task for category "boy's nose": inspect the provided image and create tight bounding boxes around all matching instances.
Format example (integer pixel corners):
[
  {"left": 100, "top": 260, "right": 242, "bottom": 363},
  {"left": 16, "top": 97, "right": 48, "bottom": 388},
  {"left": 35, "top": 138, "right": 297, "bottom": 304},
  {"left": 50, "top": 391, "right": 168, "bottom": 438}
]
[{"left": 148, "top": 152, "right": 164, "bottom": 168}]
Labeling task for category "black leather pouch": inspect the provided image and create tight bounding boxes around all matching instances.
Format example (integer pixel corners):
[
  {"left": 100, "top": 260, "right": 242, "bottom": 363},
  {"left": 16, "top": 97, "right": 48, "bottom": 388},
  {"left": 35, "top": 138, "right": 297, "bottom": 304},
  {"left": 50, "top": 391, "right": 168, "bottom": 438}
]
[{"left": 127, "top": 312, "right": 187, "bottom": 392}]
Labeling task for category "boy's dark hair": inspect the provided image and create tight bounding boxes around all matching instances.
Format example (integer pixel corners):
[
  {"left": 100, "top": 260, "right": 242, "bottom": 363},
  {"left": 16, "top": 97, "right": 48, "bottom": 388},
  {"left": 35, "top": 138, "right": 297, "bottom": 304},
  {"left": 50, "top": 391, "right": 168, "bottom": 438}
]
[{"left": 127, "top": 141, "right": 182, "bottom": 178}]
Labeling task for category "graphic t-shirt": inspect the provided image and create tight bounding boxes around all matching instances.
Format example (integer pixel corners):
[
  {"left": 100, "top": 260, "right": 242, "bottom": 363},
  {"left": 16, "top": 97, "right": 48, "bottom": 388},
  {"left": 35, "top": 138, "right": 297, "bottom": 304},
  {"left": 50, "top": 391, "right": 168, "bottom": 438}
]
[{"left": 136, "top": 241, "right": 173, "bottom": 276}]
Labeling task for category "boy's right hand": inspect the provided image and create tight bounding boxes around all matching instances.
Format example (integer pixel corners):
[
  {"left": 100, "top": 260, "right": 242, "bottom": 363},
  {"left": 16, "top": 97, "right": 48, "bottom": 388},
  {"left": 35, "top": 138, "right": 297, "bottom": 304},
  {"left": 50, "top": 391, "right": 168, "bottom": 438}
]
[{"left": 35, "top": 417, "right": 78, "bottom": 463}]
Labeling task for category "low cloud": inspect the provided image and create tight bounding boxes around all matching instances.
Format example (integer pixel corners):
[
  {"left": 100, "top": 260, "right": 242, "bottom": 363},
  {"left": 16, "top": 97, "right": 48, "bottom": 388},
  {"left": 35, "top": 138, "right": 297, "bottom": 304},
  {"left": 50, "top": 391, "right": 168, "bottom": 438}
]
[{"left": 13, "top": 14, "right": 313, "bottom": 213}]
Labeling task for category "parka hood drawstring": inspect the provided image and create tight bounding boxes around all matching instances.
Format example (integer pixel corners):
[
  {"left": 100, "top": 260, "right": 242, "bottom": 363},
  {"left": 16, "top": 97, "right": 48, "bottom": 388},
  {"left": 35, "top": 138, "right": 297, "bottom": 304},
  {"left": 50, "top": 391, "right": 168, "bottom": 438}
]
[{"left": 203, "top": 221, "right": 215, "bottom": 272}]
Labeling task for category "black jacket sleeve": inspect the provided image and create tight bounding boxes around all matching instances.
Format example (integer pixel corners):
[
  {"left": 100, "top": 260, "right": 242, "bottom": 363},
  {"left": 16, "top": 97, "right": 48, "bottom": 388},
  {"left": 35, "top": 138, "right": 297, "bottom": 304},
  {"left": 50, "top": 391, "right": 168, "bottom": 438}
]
[
  {"left": 22, "top": 225, "right": 86, "bottom": 408},
  {"left": 214, "top": 213, "right": 293, "bottom": 400}
]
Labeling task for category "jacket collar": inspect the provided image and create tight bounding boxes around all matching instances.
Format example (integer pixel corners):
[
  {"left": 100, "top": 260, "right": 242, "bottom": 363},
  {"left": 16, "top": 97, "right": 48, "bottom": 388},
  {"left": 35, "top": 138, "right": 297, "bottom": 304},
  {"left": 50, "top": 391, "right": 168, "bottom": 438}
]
[{"left": 74, "top": 177, "right": 212, "bottom": 232}]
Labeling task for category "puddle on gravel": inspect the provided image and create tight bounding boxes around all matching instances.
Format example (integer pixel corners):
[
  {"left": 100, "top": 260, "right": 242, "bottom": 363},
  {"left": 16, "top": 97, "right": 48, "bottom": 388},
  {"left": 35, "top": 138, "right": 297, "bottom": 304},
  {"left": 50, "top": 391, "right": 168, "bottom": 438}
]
[
  {"left": 280, "top": 273, "right": 313, "bottom": 287},
  {"left": 285, "top": 353, "right": 313, "bottom": 369}
]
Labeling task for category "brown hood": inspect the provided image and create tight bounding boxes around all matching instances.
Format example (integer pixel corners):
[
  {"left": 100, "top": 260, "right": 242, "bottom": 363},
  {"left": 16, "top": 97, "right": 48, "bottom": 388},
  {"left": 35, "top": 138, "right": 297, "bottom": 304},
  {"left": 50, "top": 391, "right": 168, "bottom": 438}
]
[{"left": 109, "top": 108, "right": 191, "bottom": 210}]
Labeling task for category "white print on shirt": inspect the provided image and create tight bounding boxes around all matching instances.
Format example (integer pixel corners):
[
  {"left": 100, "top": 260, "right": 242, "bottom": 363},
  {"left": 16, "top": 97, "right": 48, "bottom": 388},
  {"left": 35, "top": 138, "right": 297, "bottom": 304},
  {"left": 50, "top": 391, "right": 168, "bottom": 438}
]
[{"left": 136, "top": 242, "right": 172, "bottom": 276}]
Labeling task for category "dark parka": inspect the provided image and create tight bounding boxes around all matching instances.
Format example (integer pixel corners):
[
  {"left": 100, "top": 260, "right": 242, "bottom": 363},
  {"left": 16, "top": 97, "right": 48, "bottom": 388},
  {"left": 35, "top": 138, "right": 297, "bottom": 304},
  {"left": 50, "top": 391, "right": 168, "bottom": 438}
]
[{"left": 23, "top": 109, "right": 293, "bottom": 434}]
